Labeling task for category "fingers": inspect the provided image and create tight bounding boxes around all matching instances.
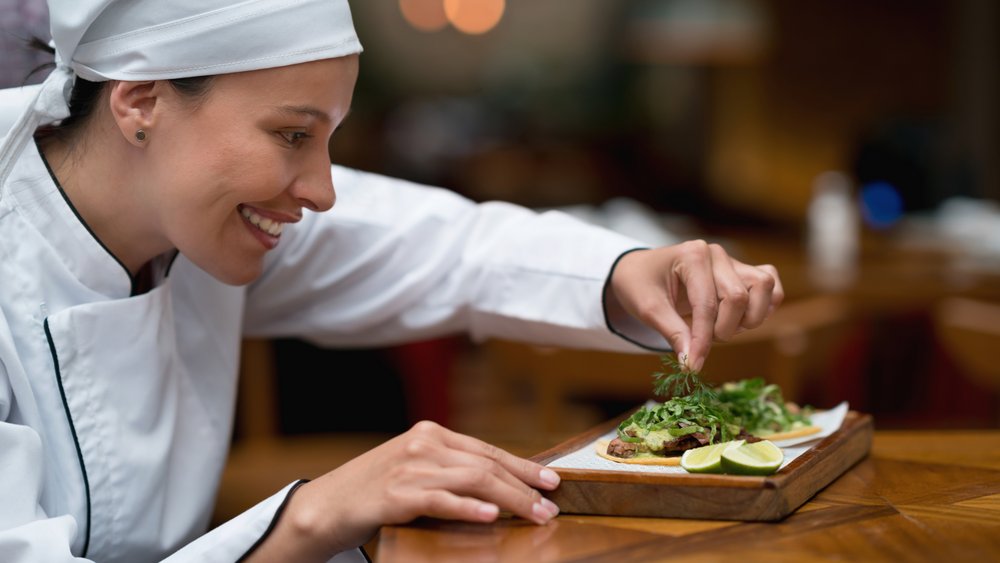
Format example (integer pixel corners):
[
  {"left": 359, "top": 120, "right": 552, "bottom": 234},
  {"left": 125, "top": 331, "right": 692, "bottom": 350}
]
[
  {"left": 608, "top": 240, "right": 784, "bottom": 372},
  {"left": 758, "top": 264, "right": 785, "bottom": 313},
  {"left": 734, "top": 262, "right": 777, "bottom": 328},
  {"left": 709, "top": 244, "right": 749, "bottom": 341},
  {"left": 400, "top": 422, "right": 560, "bottom": 525},
  {"left": 627, "top": 295, "right": 695, "bottom": 369},
  {"left": 397, "top": 466, "right": 558, "bottom": 525},
  {"left": 434, "top": 423, "right": 561, "bottom": 491},
  {"left": 411, "top": 489, "right": 501, "bottom": 524},
  {"left": 672, "top": 240, "right": 717, "bottom": 372},
  {"left": 404, "top": 433, "right": 541, "bottom": 505}
]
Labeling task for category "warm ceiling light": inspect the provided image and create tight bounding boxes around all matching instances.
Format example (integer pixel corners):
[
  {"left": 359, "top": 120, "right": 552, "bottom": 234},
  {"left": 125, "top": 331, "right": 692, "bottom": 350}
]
[
  {"left": 444, "top": 0, "right": 505, "bottom": 35},
  {"left": 400, "top": 0, "right": 449, "bottom": 32}
]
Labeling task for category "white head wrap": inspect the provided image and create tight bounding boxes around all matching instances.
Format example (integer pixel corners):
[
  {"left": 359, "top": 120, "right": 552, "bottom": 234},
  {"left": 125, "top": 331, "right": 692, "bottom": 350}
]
[{"left": 0, "top": 0, "right": 362, "bottom": 188}]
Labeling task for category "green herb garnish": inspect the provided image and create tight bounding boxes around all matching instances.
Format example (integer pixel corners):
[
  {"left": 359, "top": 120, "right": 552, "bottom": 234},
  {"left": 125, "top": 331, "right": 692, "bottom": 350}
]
[
  {"left": 652, "top": 354, "right": 717, "bottom": 403},
  {"left": 615, "top": 355, "right": 813, "bottom": 450},
  {"left": 716, "top": 378, "right": 812, "bottom": 435},
  {"left": 618, "top": 354, "right": 737, "bottom": 446}
]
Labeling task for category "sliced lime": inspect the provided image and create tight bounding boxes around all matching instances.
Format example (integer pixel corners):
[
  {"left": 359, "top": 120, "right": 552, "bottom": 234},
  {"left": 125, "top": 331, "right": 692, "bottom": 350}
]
[
  {"left": 720, "top": 440, "right": 784, "bottom": 476},
  {"left": 680, "top": 440, "right": 745, "bottom": 473}
]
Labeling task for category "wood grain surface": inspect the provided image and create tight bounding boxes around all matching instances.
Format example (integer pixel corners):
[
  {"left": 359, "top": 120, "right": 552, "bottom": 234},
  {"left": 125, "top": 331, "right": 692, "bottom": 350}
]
[{"left": 376, "top": 430, "right": 1000, "bottom": 562}]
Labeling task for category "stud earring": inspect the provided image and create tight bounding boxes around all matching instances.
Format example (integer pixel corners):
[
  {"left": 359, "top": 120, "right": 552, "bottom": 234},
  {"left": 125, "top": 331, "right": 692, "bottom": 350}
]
[{"left": 135, "top": 129, "right": 147, "bottom": 141}]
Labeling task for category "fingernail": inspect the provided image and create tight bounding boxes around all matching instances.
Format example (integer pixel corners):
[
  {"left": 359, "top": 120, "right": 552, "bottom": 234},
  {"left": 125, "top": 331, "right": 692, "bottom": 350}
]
[
  {"left": 539, "top": 468, "right": 560, "bottom": 488},
  {"left": 541, "top": 497, "right": 560, "bottom": 518},
  {"left": 691, "top": 356, "right": 705, "bottom": 373},
  {"left": 477, "top": 503, "right": 499, "bottom": 521},
  {"left": 532, "top": 502, "right": 553, "bottom": 524}
]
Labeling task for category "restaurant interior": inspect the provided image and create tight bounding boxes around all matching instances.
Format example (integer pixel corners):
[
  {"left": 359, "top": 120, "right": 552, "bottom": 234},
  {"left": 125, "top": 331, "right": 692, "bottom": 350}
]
[
  {"left": 211, "top": 0, "right": 1000, "bottom": 524},
  {"left": 4, "top": 0, "right": 994, "bottom": 527}
]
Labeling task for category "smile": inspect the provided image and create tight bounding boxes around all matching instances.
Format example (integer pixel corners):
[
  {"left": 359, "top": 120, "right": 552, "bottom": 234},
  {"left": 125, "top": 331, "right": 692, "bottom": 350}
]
[{"left": 240, "top": 205, "right": 285, "bottom": 237}]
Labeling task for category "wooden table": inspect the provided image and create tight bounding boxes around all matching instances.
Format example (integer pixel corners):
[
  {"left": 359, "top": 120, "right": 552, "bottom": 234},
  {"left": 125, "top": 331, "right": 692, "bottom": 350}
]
[{"left": 376, "top": 430, "right": 1000, "bottom": 562}]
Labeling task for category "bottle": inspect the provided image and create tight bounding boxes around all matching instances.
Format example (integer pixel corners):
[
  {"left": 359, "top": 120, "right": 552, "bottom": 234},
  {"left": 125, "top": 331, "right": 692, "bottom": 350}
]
[{"left": 807, "top": 171, "right": 859, "bottom": 290}]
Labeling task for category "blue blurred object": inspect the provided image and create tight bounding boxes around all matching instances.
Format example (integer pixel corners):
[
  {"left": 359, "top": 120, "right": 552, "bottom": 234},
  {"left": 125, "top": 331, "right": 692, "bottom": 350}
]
[
  {"left": 860, "top": 181, "right": 904, "bottom": 229},
  {"left": 853, "top": 119, "right": 977, "bottom": 216}
]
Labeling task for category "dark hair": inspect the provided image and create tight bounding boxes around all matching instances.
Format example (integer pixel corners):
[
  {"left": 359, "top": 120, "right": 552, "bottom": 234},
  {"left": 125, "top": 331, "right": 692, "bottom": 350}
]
[{"left": 28, "top": 37, "right": 214, "bottom": 142}]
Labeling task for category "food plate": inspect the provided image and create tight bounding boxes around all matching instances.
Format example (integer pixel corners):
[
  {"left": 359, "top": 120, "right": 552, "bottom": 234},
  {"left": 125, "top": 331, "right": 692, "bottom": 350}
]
[{"left": 530, "top": 405, "right": 872, "bottom": 521}]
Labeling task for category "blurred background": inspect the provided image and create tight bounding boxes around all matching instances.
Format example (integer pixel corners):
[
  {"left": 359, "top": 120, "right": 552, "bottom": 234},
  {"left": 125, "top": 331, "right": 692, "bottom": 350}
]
[
  {"left": 288, "top": 0, "right": 1000, "bottom": 439},
  {"left": 4, "top": 0, "right": 999, "bottom": 522}
]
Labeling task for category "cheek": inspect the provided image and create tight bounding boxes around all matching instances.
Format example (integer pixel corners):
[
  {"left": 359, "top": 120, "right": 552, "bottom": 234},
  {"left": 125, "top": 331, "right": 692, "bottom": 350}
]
[
  {"left": 199, "top": 136, "right": 294, "bottom": 198},
  {"left": 164, "top": 143, "right": 288, "bottom": 207}
]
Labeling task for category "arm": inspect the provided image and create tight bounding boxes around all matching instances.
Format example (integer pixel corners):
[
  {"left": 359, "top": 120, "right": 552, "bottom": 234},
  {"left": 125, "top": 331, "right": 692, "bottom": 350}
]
[
  {"left": 243, "top": 165, "right": 663, "bottom": 352},
  {"left": 236, "top": 169, "right": 781, "bottom": 559},
  {"left": 0, "top": 423, "right": 90, "bottom": 562},
  {"left": 245, "top": 166, "right": 782, "bottom": 368},
  {"left": 242, "top": 421, "right": 560, "bottom": 562},
  {"left": 0, "top": 332, "right": 88, "bottom": 561},
  {"left": 0, "top": 314, "right": 357, "bottom": 563}
]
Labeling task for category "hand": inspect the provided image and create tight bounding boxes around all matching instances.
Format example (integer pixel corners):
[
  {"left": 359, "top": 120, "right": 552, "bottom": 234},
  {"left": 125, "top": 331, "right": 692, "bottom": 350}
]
[
  {"left": 609, "top": 241, "right": 784, "bottom": 372},
  {"left": 247, "top": 421, "right": 561, "bottom": 562}
]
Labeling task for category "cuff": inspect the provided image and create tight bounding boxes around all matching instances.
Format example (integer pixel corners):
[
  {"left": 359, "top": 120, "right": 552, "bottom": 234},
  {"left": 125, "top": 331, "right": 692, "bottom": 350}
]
[
  {"left": 236, "top": 479, "right": 310, "bottom": 561},
  {"left": 601, "top": 248, "right": 671, "bottom": 352}
]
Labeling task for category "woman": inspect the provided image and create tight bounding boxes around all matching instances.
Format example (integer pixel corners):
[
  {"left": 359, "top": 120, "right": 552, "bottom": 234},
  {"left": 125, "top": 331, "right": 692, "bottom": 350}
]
[{"left": 0, "top": 1, "right": 783, "bottom": 561}]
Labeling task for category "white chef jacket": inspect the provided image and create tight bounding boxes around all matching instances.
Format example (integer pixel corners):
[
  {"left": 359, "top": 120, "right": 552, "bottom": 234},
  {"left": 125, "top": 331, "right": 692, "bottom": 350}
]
[{"left": 0, "top": 131, "right": 665, "bottom": 561}]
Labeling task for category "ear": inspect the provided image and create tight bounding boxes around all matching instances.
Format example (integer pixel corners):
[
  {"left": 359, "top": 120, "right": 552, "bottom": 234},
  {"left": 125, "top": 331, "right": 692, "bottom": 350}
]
[{"left": 107, "top": 80, "right": 162, "bottom": 147}]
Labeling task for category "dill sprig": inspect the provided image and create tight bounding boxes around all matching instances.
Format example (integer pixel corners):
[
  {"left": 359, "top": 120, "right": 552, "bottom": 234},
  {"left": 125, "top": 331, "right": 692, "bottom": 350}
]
[{"left": 651, "top": 354, "right": 718, "bottom": 403}]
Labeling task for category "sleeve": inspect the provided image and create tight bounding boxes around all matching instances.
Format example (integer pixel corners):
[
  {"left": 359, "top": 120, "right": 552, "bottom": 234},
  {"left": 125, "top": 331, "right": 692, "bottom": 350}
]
[
  {"left": 0, "top": 321, "right": 364, "bottom": 563},
  {"left": 243, "top": 165, "right": 668, "bottom": 351},
  {"left": 0, "top": 423, "right": 88, "bottom": 562},
  {"left": 162, "top": 482, "right": 367, "bottom": 563},
  {"left": 0, "top": 323, "right": 89, "bottom": 562}
]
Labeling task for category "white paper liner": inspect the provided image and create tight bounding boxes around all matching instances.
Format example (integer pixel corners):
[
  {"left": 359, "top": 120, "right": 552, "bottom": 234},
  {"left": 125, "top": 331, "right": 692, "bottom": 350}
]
[{"left": 546, "top": 402, "right": 849, "bottom": 474}]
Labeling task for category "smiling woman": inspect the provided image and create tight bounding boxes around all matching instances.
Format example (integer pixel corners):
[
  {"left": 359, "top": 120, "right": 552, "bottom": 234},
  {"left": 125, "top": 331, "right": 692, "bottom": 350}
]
[
  {"left": 37, "top": 56, "right": 356, "bottom": 285},
  {"left": 0, "top": 1, "right": 784, "bottom": 562}
]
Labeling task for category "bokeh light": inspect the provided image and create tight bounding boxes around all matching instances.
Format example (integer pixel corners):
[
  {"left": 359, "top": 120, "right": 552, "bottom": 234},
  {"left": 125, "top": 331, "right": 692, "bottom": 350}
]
[
  {"left": 399, "top": 0, "right": 448, "bottom": 32},
  {"left": 860, "top": 181, "right": 904, "bottom": 229},
  {"left": 444, "top": 0, "right": 506, "bottom": 35}
]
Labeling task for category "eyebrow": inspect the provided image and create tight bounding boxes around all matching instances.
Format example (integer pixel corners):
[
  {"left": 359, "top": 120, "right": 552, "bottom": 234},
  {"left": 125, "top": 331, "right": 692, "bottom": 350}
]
[{"left": 277, "top": 104, "right": 333, "bottom": 123}]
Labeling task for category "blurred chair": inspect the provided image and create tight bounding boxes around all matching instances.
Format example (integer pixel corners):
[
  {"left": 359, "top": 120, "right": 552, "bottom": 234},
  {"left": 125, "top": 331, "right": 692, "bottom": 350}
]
[
  {"left": 212, "top": 339, "right": 386, "bottom": 525},
  {"left": 478, "top": 294, "right": 854, "bottom": 436},
  {"left": 933, "top": 297, "right": 1000, "bottom": 423}
]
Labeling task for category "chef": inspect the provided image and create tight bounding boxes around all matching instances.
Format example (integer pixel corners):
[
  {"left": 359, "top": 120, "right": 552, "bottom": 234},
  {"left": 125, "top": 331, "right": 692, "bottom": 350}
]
[{"left": 0, "top": 1, "right": 783, "bottom": 561}]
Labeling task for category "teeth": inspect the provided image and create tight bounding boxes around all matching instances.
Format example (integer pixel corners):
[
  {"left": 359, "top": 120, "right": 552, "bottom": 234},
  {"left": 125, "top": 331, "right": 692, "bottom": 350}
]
[{"left": 240, "top": 206, "right": 284, "bottom": 237}]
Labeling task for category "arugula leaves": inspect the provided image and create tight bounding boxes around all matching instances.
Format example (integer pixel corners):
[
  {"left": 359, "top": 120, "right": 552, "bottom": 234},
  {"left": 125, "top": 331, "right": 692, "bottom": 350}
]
[
  {"left": 616, "top": 354, "right": 812, "bottom": 448},
  {"left": 716, "top": 379, "right": 813, "bottom": 435}
]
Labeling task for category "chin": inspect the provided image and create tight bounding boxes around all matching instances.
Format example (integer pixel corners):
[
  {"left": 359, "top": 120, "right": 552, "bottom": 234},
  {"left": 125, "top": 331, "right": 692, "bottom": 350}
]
[{"left": 204, "top": 262, "right": 263, "bottom": 286}]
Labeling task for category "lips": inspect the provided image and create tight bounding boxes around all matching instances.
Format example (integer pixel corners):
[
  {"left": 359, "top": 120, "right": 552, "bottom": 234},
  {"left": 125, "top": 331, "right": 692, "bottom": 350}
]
[{"left": 239, "top": 205, "right": 285, "bottom": 237}]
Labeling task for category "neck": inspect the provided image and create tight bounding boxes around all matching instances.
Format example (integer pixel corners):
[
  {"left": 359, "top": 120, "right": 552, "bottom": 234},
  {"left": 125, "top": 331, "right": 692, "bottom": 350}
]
[{"left": 38, "top": 127, "right": 173, "bottom": 277}]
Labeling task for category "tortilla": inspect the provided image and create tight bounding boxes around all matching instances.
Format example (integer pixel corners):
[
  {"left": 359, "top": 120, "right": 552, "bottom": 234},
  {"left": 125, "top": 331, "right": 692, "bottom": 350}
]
[
  {"left": 758, "top": 425, "right": 822, "bottom": 442},
  {"left": 595, "top": 425, "right": 822, "bottom": 466},
  {"left": 594, "top": 440, "right": 682, "bottom": 466}
]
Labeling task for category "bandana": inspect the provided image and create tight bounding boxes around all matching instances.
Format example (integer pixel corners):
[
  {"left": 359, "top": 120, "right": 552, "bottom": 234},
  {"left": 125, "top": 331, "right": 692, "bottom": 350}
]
[{"left": 0, "top": 0, "right": 362, "bottom": 188}]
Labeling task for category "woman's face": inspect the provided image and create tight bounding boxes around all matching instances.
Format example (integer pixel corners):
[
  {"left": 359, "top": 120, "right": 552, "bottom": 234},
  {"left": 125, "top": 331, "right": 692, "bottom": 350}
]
[{"left": 145, "top": 56, "right": 358, "bottom": 285}]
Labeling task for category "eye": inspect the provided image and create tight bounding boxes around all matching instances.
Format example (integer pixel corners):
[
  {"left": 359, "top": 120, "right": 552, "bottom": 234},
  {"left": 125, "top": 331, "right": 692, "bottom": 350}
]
[{"left": 278, "top": 130, "right": 311, "bottom": 146}]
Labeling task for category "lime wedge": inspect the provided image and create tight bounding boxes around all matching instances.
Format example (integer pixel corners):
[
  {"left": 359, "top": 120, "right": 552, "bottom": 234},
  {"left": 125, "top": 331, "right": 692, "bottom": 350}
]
[
  {"left": 680, "top": 440, "right": 745, "bottom": 473},
  {"left": 720, "top": 440, "right": 784, "bottom": 476}
]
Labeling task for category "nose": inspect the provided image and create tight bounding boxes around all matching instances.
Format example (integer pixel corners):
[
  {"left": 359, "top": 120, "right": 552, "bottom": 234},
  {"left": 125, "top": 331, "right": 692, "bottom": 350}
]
[{"left": 290, "top": 156, "right": 336, "bottom": 212}]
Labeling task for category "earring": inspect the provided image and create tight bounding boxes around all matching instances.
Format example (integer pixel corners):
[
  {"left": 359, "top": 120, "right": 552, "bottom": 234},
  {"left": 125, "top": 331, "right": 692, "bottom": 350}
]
[{"left": 135, "top": 129, "right": 147, "bottom": 142}]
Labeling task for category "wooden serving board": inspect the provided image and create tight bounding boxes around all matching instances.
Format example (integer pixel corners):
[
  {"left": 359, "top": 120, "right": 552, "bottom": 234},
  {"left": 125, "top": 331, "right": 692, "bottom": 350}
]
[{"left": 530, "top": 410, "right": 873, "bottom": 521}]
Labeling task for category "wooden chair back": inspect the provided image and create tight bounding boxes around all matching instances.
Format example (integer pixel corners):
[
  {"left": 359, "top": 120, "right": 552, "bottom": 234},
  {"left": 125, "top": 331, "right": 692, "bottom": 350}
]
[{"left": 933, "top": 297, "right": 1000, "bottom": 393}]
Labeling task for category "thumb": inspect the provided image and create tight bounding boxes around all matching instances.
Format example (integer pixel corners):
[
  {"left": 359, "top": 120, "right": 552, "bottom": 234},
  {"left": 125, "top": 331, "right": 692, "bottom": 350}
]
[{"left": 641, "top": 301, "right": 693, "bottom": 367}]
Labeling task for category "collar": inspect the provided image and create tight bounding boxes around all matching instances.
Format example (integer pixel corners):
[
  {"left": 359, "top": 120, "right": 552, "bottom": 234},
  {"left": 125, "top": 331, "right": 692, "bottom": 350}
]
[{"left": 5, "top": 139, "right": 135, "bottom": 299}]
